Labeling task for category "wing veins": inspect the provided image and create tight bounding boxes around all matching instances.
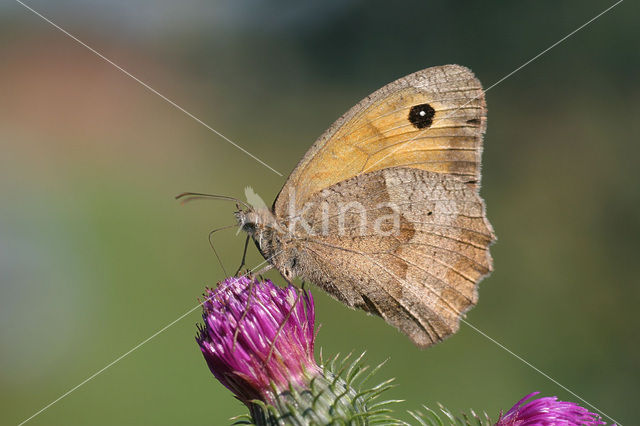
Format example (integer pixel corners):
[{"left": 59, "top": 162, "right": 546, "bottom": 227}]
[
  {"left": 304, "top": 238, "right": 463, "bottom": 322},
  {"left": 301, "top": 243, "right": 440, "bottom": 342},
  {"left": 341, "top": 96, "right": 484, "bottom": 139}
]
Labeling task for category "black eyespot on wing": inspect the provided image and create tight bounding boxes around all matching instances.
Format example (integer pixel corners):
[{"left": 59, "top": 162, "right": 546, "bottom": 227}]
[{"left": 408, "top": 103, "right": 435, "bottom": 129}]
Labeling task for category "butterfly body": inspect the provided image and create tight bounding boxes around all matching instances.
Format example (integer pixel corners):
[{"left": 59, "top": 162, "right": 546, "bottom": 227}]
[
  {"left": 236, "top": 208, "right": 299, "bottom": 282},
  {"left": 237, "top": 65, "right": 495, "bottom": 348}
]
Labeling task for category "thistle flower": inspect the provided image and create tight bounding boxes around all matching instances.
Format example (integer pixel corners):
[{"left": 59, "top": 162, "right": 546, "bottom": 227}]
[
  {"left": 496, "top": 392, "right": 607, "bottom": 426},
  {"left": 409, "top": 392, "right": 609, "bottom": 425},
  {"left": 196, "top": 276, "right": 397, "bottom": 425}
]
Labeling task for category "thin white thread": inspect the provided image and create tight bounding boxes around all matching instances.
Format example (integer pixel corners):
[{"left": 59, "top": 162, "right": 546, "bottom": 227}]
[
  {"left": 17, "top": 256, "right": 274, "bottom": 426},
  {"left": 363, "top": 0, "right": 623, "bottom": 174},
  {"left": 462, "top": 319, "right": 622, "bottom": 425},
  {"left": 13, "top": 1, "right": 625, "bottom": 425},
  {"left": 14, "top": 0, "right": 283, "bottom": 177}
]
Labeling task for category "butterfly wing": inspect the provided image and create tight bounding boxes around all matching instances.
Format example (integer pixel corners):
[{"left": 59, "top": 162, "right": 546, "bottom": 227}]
[
  {"left": 270, "top": 65, "right": 494, "bottom": 347},
  {"left": 274, "top": 65, "right": 486, "bottom": 215},
  {"left": 290, "top": 167, "right": 494, "bottom": 347}
]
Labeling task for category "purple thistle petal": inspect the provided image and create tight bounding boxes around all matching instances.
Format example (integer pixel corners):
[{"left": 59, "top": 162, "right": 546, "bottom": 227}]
[
  {"left": 496, "top": 391, "right": 608, "bottom": 425},
  {"left": 196, "top": 276, "right": 319, "bottom": 405}
]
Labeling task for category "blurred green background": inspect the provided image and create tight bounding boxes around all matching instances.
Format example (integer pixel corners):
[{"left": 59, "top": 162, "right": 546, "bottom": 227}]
[{"left": 1, "top": 1, "right": 638, "bottom": 424}]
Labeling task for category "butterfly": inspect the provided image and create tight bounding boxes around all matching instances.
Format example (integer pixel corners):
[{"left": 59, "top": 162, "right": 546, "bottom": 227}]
[{"left": 236, "top": 65, "right": 495, "bottom": 348}]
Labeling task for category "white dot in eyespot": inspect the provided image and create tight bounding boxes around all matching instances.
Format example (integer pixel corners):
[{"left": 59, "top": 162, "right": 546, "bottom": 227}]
[{"left": 419, "top": 110, "right": 426, "bottom": 116}]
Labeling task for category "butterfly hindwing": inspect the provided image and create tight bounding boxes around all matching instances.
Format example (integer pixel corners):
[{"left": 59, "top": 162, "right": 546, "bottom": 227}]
[{"left": 286, "top": 167, "right": 494, "bottom": 347}]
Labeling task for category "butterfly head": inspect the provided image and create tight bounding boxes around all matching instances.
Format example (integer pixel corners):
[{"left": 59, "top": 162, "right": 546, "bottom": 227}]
[
  {"left": 234, "top": 207, "right": 300, "bottom": 283},
  {"left": 235, "top": 208, "right": 270, "bottom": 235}
]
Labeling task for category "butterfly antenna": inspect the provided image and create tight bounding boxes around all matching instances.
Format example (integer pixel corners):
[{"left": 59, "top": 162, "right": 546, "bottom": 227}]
[
  {"left": 175, "top": 192, "right": 252, "bottom": 210},
  {"left": 208, "top": 224, "right": 237, "bottom": 277},
  {"left": 234, "top": 235, "right": 251, "bottom": 276}
]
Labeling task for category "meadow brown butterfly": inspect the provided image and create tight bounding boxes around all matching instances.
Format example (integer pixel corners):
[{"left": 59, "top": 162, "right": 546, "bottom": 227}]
[{"left": 235, "top": 65, "right": 495, "bottom": 348}]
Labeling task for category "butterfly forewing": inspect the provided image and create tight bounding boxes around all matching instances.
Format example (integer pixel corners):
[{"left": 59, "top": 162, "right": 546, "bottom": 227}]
[{"left": 274, "top": 65, "right": 486, "bottom": 215}]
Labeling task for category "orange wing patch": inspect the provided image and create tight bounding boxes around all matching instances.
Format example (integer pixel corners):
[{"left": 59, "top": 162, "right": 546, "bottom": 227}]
[{"left": 275, "top": 65, "right": 486, "bottom": 215}]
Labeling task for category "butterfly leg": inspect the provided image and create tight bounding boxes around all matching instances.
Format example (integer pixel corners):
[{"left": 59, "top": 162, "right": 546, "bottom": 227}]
[
  {"left": 251, "top": 263, "right": 274, "bottom": 279},
  {"left": 234, "top": 235, "right": 250, "bottom": 276}
]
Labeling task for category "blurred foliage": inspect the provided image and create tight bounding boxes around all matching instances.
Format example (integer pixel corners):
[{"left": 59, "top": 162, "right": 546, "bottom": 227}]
[{"left": 1, "top": 0, "right": 637, "bottom": 425}]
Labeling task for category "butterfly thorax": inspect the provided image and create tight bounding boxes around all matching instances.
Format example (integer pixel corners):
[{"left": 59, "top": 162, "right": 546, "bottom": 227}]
[{"left": 235, "top": 208, "right": 300, "bottom": 282}]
